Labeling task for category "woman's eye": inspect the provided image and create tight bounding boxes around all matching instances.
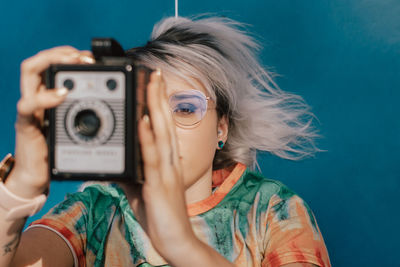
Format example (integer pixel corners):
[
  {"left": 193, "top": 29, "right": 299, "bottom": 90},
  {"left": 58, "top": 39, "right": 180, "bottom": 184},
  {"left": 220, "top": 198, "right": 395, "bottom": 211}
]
[{"left": 174, "top": 103, "right": 197, "bottom": 114}]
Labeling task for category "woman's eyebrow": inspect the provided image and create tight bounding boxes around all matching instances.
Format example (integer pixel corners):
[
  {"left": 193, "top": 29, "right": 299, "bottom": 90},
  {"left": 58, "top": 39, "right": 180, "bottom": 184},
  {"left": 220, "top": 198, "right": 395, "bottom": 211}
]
[{"left": 171, "top": 93, "right": 203, "bottom": 100}]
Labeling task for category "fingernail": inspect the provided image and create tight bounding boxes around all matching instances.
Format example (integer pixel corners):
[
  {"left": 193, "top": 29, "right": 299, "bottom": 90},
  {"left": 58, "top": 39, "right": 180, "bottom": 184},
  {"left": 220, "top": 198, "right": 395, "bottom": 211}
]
[
  {"left": 155, "top": 68, "right": 162, "bottom": 77},
  {"left": 56, "top": 87, "right": 69, "bottom": 96},
  {"left": 80, "top": 55, "right": 95, "bottom": 64},
  {"left": 142, "top": 114, "right": 150, "bottom": 124}
]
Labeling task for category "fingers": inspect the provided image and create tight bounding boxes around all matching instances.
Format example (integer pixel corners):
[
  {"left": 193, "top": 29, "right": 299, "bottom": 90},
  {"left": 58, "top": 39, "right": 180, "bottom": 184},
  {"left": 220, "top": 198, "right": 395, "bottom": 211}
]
[
  {"left": 20, "top": 47, "right": 93, "bottom": 79},
  {"left": 20, "top": 46, "right": 94, "bottom": 98},
  {"left": 158, "top": 74, "right": 181, "bottom": 175},
  {"left": 138, "top": 116, "right": 161, "bottom": 188},
  {"left": 18, "top": 46, "right": 94, "bottom": 127},
  {"left": 146, "top": 71, "right": 173, "bottom": 169},
  {"left": 140, "top": 70, "right": 182, "bottom": 188}
]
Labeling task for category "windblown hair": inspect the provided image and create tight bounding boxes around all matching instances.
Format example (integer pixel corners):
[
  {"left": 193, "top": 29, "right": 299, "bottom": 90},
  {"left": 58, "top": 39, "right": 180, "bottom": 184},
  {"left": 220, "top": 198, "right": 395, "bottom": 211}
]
[{"left": 126, "top": 16, "right": 320, "bottom": 170}]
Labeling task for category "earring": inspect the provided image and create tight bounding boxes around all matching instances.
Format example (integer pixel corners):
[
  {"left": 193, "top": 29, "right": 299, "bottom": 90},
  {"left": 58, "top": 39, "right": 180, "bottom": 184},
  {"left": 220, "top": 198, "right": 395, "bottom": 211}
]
[{"left": 218, "top": 140, "right": 224, "bottom": 149}]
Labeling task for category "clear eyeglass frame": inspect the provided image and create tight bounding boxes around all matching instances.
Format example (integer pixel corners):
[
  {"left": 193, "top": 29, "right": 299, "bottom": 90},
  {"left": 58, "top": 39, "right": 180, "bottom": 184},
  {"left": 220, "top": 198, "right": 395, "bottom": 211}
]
[{"left": 168, "top": 89, "right": 214, "bottom": 127}]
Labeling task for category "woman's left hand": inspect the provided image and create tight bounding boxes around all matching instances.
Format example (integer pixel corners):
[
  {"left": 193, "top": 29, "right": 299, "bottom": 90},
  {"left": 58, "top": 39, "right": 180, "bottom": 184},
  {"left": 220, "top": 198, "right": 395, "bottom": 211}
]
[
  {"left": 136, "top": 69, "right": 235, "bottom": 267},
  {"left": 137, "top": 69, "right": 196, "bottom": 260}
]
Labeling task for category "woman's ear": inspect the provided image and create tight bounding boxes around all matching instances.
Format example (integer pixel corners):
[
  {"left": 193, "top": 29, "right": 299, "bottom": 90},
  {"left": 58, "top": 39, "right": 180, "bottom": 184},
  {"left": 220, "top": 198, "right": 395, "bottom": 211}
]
[{"left": 217, "top": 116, "right": 229, "bottom": 149}]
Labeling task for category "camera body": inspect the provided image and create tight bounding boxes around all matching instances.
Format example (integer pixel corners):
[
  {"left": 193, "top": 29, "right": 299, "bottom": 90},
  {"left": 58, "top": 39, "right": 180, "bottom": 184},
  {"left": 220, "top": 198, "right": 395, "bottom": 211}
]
[{"left": 45, "top": 39, "right": 151, "bottom": 182}]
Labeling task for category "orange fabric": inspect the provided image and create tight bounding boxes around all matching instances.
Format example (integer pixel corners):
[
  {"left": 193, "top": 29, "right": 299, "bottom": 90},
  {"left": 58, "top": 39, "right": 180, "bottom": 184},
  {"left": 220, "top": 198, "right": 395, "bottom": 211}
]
[
  {"left": 187, "top": 163, "right": 246, "bottom": 216},
  {"left": 262, "top": 195, "right": 331, "bottom": 267}
]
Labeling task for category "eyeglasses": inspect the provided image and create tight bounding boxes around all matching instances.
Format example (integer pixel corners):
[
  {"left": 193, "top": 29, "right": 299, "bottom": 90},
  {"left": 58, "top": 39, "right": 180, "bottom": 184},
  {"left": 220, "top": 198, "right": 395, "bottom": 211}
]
[{"left": 168, "top": 89, "right": 213, "bottom": 126}]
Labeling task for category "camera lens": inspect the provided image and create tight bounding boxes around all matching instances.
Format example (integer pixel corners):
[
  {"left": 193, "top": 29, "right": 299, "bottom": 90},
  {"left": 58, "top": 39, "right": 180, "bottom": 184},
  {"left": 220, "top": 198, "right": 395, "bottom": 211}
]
[
  {"left": 74, "top": 109, "right": 101, "bottom": 138},
  {"left": 106, "top": 79, "right": 117, "bottom": 91},
  {"left": 63, "top": 79, "right": 74, "bottom": 90}
]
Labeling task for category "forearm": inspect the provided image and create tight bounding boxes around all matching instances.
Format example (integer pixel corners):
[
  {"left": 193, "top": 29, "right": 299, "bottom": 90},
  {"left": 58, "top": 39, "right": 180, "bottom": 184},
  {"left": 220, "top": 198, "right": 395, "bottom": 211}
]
[
  {"left": 0, "top": 170, "right": 46, "bottom": 267},
  {"left": 0, "top": 204, "right": 27, "bottom": 266},
  {"left": 167, "top": 237, "right": 235, "bottom": 267}
]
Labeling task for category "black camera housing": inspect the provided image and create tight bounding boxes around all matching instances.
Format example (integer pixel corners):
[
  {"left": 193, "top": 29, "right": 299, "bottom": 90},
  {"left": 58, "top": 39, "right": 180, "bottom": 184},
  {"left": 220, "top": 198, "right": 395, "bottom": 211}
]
[{"left": 45, "top": 38, "right": 151, "bottom": 182}]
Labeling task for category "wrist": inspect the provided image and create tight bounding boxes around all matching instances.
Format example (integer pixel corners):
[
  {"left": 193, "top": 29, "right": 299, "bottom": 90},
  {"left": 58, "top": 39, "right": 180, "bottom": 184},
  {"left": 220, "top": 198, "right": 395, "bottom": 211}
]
[
  {"left": 158, "top": 232, "right": 199, "bottom": 262},
  {"left": 0, "top": 180, "right": 47, "bottom": 223},
  {"left": 166, "top": 236, "right": 235, "bottom": 267},
  {"left": 0, "top": 182, "right": 47, "bottom": 221},
  {"left": 1, "top": 153, "right": 48, "bottom": 199},
  {"left": 0, "top": 153, "right": 48, "bottom": 221},
  {"left": 163, "top": 235, "right": 204, "bottom": 265},
  {"left": 5, "top": 167, "right": 49, "bottom": 199}
]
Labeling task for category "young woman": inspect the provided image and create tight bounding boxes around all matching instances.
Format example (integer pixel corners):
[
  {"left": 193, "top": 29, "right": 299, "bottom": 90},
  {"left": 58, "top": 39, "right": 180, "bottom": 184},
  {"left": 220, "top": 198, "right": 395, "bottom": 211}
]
[{"left": 0, "top": 16, "right": 330, "bottom": 266}]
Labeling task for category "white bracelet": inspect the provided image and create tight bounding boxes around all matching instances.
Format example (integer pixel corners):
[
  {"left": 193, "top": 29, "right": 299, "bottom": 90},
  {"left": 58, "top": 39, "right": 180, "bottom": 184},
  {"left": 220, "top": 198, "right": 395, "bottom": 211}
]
[{"left": 0, "top": 182, "right": 47, "bottom": 221}]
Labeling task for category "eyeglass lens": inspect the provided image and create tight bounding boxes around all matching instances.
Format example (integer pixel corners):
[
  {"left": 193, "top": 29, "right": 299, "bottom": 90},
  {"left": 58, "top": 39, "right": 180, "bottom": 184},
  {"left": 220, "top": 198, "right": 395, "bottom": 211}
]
[{"left": 168, "top": 90, "right": 208, "bottom": 126}]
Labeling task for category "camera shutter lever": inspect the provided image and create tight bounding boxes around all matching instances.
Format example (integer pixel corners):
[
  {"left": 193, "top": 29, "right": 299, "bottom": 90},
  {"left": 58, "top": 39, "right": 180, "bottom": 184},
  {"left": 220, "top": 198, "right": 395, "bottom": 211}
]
[{"left": 91, "top": 38, "right": 125, "bottom": 61}]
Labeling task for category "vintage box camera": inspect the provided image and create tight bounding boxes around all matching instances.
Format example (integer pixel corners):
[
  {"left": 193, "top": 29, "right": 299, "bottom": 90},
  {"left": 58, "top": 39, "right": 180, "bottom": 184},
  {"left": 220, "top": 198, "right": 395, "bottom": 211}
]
[{"left": 45, "top": 38, "right": 151, "bottom": 182}]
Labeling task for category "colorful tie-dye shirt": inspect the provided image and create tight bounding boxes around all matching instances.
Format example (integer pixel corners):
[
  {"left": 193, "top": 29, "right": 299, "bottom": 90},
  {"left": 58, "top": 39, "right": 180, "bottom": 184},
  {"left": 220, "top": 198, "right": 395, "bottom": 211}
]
[{"left": 28, "top": 163, "right": 331, "bottom": 267}]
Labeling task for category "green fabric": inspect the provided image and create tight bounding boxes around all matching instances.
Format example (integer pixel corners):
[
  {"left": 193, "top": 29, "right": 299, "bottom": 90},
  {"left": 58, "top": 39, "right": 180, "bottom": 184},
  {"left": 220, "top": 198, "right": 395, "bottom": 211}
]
[{"left": 34, "top": 169, "right": 324, "bottom": 267}]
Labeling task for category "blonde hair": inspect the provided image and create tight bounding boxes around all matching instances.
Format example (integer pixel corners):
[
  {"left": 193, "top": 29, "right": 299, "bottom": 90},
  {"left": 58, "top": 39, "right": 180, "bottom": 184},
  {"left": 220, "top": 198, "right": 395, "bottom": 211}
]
[{"left": 127, "top": 16, "right": 320, "bottom": 170}]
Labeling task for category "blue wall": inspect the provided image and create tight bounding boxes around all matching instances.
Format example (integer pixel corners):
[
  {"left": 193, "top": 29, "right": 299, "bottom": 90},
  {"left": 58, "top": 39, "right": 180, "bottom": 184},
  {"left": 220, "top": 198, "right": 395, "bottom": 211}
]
[{"left": 1, "top": 1, "right": 399, "bottom": 266}]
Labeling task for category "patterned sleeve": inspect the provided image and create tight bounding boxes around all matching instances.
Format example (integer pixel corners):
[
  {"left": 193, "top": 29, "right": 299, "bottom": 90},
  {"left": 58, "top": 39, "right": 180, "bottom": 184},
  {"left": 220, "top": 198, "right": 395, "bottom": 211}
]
[
  {"left": 262, "top": 191, "right": 331, "bottom": 267},
  {"left": 27, "top": 192, "right": 89, "bottom": 267}
]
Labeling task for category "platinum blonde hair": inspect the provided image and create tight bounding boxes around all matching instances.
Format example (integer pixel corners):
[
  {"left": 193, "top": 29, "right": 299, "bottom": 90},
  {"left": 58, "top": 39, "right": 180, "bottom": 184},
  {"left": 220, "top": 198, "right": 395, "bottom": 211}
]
[{"left": 127, "top": 16, "right": 320, "bottom": 170}]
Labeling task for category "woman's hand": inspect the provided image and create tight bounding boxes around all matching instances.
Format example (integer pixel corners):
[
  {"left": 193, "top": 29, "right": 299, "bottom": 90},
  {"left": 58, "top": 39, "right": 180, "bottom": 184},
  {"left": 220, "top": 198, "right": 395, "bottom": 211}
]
[
  {"left": 5, "top": 46, "right": 94, "bottom": 198},
  {"left": 138, "top": 70, "right": 235, "bottom": 267},
  {"left": 138, "top": 69, "right": 197, "bottom": 259}
]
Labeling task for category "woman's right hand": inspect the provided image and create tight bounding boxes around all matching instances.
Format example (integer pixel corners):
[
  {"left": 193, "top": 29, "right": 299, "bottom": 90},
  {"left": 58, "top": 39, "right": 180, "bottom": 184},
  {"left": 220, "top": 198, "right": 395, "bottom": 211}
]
[{"left": 5, "top": 46, "right": 94, "bottom": 199}]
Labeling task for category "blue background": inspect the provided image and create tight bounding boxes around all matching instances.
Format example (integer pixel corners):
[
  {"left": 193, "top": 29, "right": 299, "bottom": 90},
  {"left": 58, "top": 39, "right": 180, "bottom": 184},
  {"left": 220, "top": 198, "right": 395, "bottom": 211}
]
[{"left": 1, "top": 0, "right": 399, "bottom": 266}]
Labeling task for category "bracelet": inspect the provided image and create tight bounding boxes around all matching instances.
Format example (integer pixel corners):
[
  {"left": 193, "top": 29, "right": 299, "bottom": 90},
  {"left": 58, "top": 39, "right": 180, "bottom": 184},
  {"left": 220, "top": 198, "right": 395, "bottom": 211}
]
[
  {"left": 0, "top": 154, "right": 47, "bottom": 221},
  {"left": 0, "top": 153, "right": 14, "bottom": 182}
]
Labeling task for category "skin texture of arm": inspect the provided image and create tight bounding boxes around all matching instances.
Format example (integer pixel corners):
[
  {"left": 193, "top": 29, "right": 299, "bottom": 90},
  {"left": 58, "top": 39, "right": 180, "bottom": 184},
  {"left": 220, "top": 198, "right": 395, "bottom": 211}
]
[
  {"left": 0, "top": 209, "right": 26, "bottom": 266},
  {"left": 10, "top": 227, "right": 74, "bottom": 267}
]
